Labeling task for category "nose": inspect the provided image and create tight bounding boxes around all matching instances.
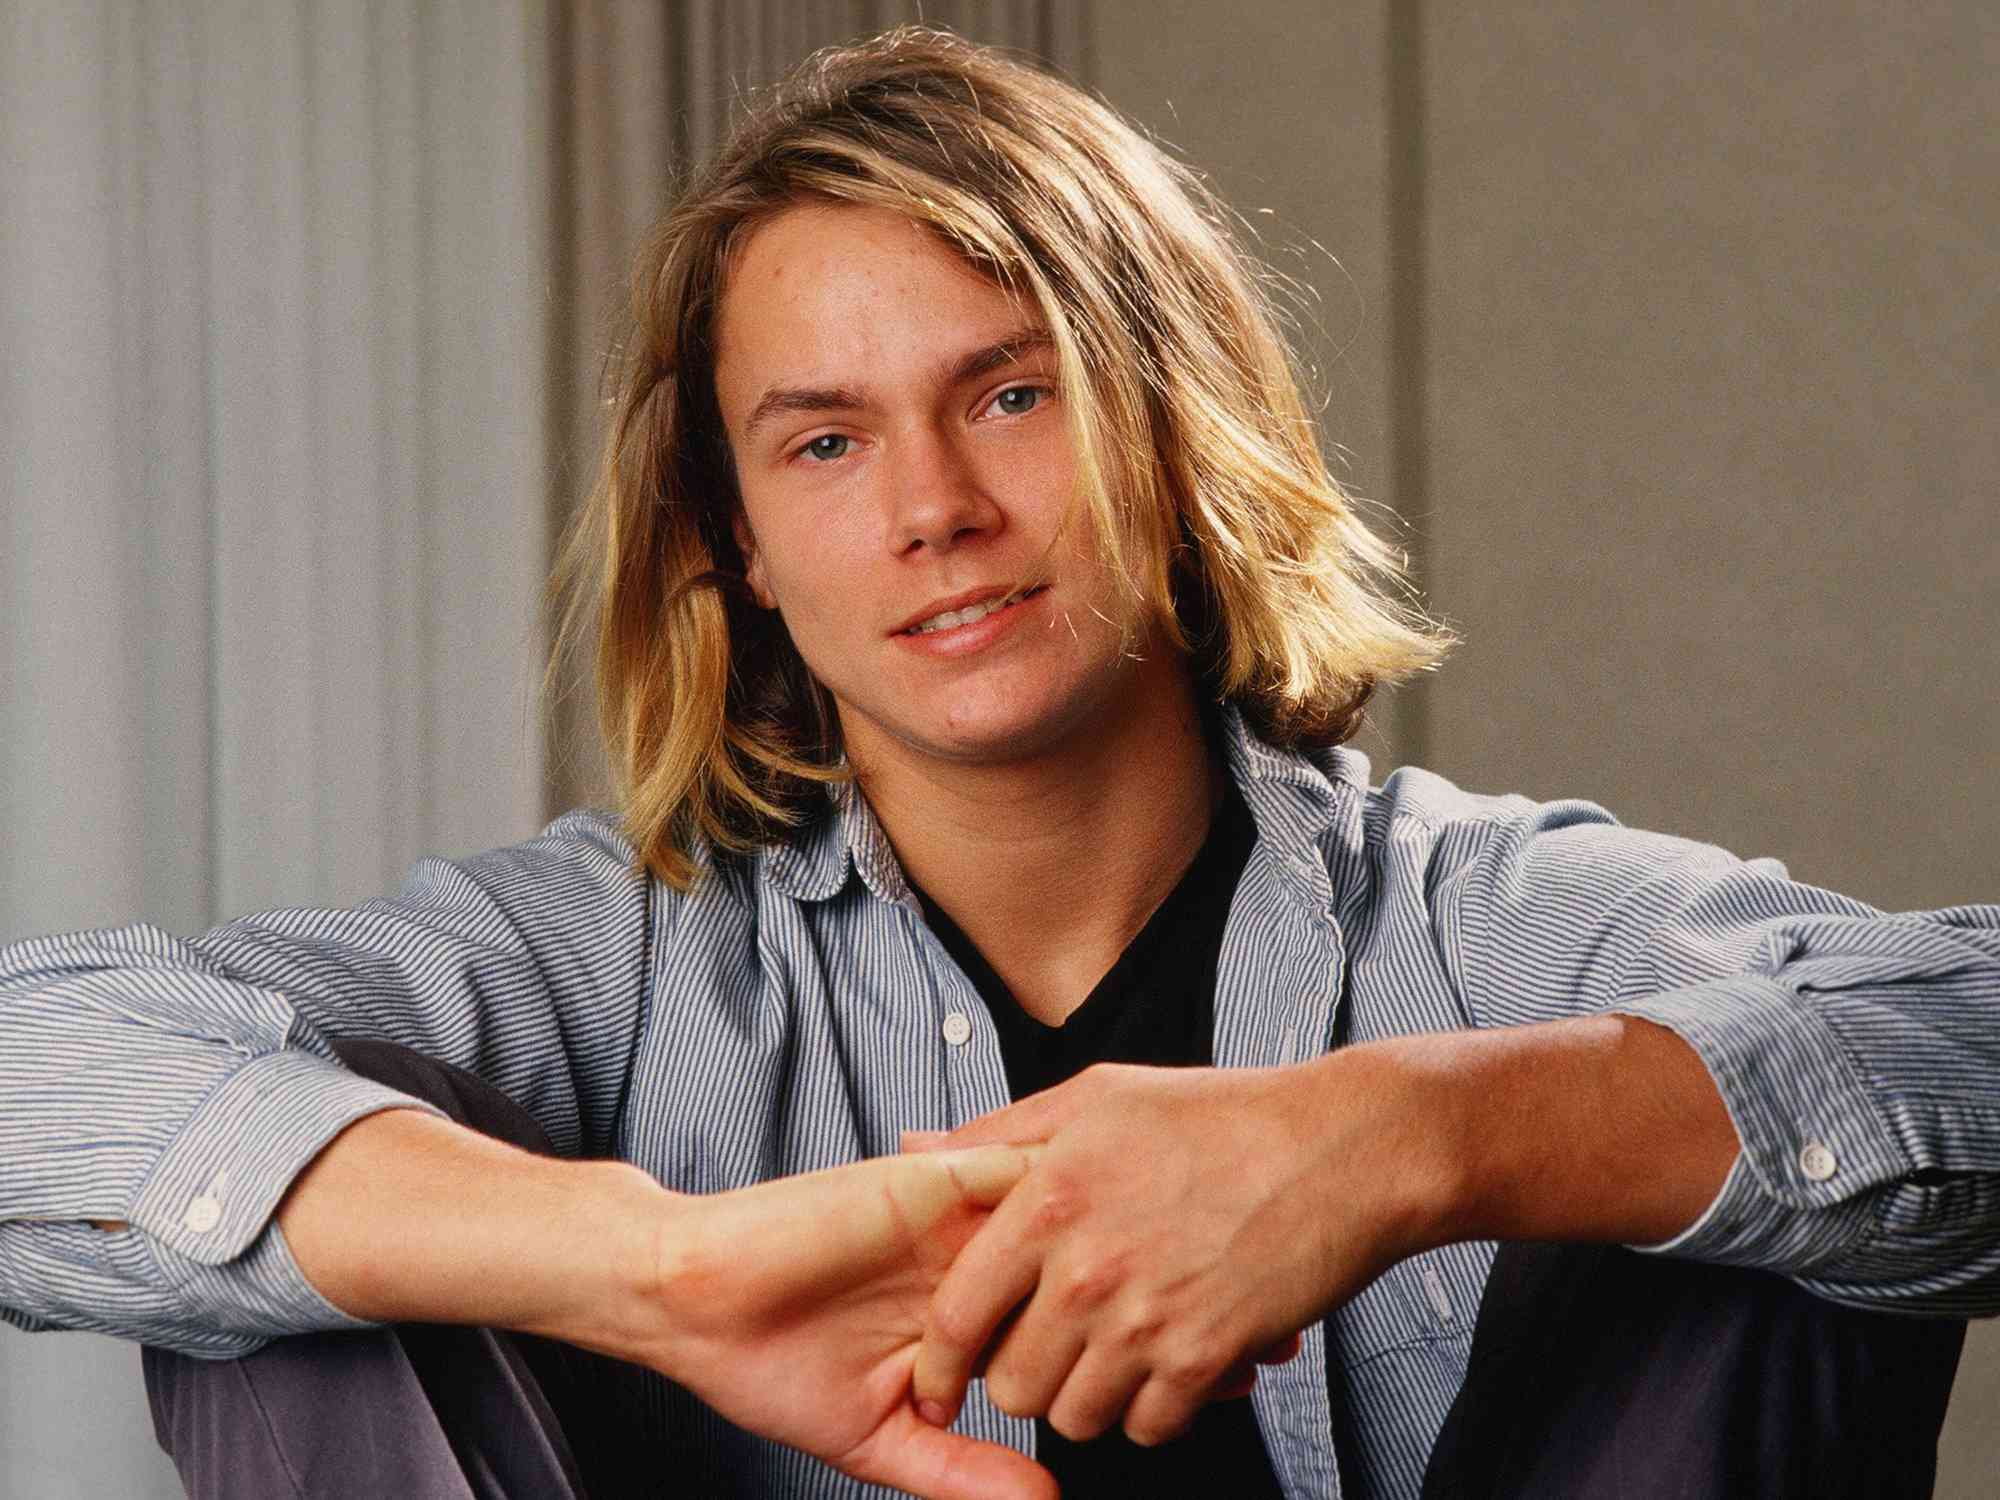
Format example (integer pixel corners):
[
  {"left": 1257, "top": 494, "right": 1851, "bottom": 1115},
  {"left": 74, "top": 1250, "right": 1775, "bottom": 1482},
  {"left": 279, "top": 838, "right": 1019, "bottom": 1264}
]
[{"left": 885, "top": 426, "right": 1002, "bottom": 556}]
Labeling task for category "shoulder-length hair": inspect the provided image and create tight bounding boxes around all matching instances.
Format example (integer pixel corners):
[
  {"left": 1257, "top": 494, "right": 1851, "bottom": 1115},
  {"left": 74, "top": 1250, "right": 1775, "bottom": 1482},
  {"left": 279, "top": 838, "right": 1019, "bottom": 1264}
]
[{"left": 550, "top": 25, "right": 1454, "bottom": 890}]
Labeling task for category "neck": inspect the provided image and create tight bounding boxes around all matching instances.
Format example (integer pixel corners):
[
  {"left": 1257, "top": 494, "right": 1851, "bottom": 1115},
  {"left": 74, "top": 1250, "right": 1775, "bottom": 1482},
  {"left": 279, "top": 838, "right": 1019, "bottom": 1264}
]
[{"left": 848, "top": 658, "right": 1221, "bottom": 1025}]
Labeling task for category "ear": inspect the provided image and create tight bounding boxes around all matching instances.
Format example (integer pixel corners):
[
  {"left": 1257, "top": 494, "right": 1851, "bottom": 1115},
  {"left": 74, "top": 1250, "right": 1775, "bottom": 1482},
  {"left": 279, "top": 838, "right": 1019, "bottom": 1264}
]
[{"left": 731, "top": 510, "right": 777, "bottom": 610}]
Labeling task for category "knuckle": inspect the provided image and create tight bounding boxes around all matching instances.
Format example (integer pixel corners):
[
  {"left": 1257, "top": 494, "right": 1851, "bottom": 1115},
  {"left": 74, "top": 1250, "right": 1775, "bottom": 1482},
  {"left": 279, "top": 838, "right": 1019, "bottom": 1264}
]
[
  {"left": 1109, "top": 1294, "right": 1167, "bottom": 1350},
  {"left": 1158, "top": 1343, "right": 1225, "bottom": 1395},
  {"left": 1078, "top": 1061, "right": 1136, "bottom": 1096},
  {"left": 925, "top": 1294, "right": 984, "bottom": 1353},
  {"left": 1056, "top": 1249, "right": 1130, "bottom": 1312},
  {"left": 1026, "top": 1180, "right": 1086, "bottom": 1237}
]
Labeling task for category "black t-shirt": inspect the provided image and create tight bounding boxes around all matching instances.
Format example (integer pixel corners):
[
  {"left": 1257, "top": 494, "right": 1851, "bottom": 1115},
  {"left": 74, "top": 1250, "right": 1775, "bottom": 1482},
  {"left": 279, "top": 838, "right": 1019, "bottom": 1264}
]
[{"left": 916, "top": 781, "right": 1287, "bottom": 1499}]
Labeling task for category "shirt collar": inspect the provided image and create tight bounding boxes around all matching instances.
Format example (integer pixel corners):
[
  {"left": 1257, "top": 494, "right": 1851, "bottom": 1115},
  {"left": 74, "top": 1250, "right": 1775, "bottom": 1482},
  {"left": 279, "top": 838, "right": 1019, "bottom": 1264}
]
[
  {"left": 1221, "top": 702, "right": 1372, "bottom": 808},
  {"left": 755, "top": 704, "right": 1372, "bottom": 906},
  {"left": 1221, "top": 706, "right": 1371, "bottom": 920}
]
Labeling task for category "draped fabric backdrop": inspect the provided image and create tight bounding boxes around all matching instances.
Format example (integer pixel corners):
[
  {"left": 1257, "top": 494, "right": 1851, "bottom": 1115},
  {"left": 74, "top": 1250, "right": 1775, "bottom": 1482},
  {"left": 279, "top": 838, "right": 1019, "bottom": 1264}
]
[{"left": 0, "top": 4, "right": 1087, "bottom": 1495}]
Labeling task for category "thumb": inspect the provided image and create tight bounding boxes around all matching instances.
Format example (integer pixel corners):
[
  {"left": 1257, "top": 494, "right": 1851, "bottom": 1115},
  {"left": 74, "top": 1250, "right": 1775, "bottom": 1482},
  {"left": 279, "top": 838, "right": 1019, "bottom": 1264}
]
[
  {"left": 889, "top": 1145, "right": 1043, "bottom": 1236},
  {"left": 933, "top": 1144, "right": 1042, "bottom": 1210},
  {"left": 852, "top": 1407, "right": 1058, "bottom": 1500},
  {"left": 923, "top": 1086, "right": 1077, "bottom": 1151}
]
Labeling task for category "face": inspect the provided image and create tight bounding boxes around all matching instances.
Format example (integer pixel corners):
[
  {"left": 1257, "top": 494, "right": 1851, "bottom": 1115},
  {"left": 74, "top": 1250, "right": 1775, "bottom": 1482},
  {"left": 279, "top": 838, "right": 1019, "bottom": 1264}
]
[{"left": 713, "top": 202, "right": 1180, "bottom": 773}]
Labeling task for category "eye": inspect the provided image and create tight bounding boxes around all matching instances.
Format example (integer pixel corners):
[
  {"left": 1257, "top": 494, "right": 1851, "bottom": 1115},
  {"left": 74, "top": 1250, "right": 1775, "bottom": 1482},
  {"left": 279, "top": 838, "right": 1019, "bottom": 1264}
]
[
  {"left": 799, "top": 433, "right": 850, "bottom": 462},
  {"left": 986, "top": 384, "right": 1046, "bottom": 418}
]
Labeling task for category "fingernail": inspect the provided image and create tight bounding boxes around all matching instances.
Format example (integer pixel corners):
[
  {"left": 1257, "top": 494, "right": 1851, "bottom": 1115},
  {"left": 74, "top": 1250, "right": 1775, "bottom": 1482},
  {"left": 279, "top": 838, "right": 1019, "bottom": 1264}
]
[{"left": 917, "top": 1398, "right": 952, "bottom": 1427}]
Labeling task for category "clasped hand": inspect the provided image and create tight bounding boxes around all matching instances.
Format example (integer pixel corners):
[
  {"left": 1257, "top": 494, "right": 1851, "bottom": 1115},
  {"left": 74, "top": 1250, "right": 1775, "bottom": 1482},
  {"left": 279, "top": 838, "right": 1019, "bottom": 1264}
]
[
  {"left": 904, "top": 1061, "right": 1397, "bottom": 1448},
  {"left": 660, "top": 1059, "right": 1410, "bottom": 1500}
]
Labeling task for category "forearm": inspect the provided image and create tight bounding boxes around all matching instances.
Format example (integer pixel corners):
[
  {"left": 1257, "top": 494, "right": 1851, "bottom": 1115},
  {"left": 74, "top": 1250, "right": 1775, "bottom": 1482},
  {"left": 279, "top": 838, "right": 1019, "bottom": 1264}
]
[
  {"left": 1324, "top": 1013, "right": 1740, "bottom": 1253},
  {"left": 1427, "top": 803, "right": 2000, "bottom": 1308},
  {"left": 276, "top": 1108, "right": 675, "bottom": 1363}
]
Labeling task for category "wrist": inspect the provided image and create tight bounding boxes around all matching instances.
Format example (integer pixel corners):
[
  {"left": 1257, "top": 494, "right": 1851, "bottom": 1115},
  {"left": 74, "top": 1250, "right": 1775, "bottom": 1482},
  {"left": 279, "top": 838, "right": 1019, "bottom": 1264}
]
[
  {"left": 1290, "top": 1045, "right": 1470, "bottom": 1265},
  {"left": 1352, "top": 1031, "right": 1514, "bottom": 1249},
  {"left": 1320, "top": 1025, "right": 1577, "bottom": 1252},
  {"left": 520, "top": 1157, "right": 692, "bottom": 1370}
]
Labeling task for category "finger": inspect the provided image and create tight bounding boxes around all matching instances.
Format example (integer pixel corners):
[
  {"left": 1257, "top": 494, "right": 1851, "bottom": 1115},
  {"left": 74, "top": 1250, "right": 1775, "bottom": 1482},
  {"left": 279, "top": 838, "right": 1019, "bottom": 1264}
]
[
  {"left": 1043, "top": 1339, "right": 1149, "bottom": 1443},
  {"left": 934, "top": 1078, "right": 1087, "bottom": 1149},
  {"left": 949, "top": 1296, "right": 1026, "bottom": 1387},
  {"left": 913, "top": 1180, "right": 1052, "bottom": 1424},
  {"left": 853, "top": 1405, "right": 1058, "bottom": 1500},
  {"left": 902, "top": 1129, "right": 950, "bottom": 1153},
  {"left": 1255, "top": 1331, "right": 1302, "bottom": 1365},
  {"left": 1045, "top": 1348, "right": 1256, "bottom": 1444},
  {"left": 978, "top": 1292, "right": 1087, "bottom": 1422},
  {"left": 1121, "top": 1364, "right": 1222, "bottom": 1448},
  {"left": 1209, "top": 1357, "right": 1259, "bottom": 1402},
  {"left": 931, "top": 1145, "right": 1043, "bottom": 1210},
  {"left": 888, "top": 1145, "right": 1043, "bottom": 1242}
]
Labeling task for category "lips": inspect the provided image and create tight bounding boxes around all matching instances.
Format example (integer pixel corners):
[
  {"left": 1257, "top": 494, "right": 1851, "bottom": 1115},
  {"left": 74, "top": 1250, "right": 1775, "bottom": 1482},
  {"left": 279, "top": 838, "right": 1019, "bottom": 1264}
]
[{"left": 890, "top": 583, "right": 1046, "bottom": 637}]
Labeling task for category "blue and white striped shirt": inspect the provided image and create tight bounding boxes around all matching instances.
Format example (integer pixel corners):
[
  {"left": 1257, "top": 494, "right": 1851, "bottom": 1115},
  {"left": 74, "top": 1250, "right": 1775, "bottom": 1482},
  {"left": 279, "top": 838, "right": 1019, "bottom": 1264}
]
[{"left": 4, "top": 709, "right": 1998, "bottom": 1498}]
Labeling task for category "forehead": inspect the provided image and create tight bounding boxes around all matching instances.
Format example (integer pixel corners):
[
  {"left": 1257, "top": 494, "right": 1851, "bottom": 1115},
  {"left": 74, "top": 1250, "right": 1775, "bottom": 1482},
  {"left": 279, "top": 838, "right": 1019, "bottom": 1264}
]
[
  {"left": 722, "top": 201, "right": 996, "bottom": 313},
  {"left": 712, "top": 204, "right": 1030, "bottom": 406}
]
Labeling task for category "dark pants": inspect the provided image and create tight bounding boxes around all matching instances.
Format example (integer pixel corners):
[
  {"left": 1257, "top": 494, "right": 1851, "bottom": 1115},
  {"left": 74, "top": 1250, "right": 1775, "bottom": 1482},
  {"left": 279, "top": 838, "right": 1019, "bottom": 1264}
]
[
  {"left": 146, "top": 1044, "right": 1968, "bottom": 1498},
  {"left": 1421, "top": 1239, "right": 1965, "bottom": 1499}
]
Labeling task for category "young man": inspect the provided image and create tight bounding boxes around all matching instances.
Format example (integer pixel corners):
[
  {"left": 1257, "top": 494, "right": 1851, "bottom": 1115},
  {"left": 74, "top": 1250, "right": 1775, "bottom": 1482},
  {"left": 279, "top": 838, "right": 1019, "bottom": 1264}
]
[{"left": 2, "top": 26, "right": 1993, "bottom": 1500}]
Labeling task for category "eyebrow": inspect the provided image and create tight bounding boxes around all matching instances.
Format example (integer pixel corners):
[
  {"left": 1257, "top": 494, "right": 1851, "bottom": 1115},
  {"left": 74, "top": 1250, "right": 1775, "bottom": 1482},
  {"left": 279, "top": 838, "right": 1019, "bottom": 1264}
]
[{"left": 738, "top": 327, "right": 1054, "bottom": 442}]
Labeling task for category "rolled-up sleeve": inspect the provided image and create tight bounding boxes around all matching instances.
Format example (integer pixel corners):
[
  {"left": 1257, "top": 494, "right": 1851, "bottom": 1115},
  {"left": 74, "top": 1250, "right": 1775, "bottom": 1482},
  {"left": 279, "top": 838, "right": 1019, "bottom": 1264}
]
[
  {"left": 0, "top": 809, "right": 655, "bottom": 1354},
  {"left": 1427, "top": 795, "right": 2000, "bottom": 1315}
]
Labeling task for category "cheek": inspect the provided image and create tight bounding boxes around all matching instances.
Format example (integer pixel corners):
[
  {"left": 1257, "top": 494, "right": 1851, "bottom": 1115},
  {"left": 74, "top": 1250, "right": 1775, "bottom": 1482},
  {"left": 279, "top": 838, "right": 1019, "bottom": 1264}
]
[
  {"left": 756, "top": 515, "right": 875, "bottom": 632},
  {"left": 988, "top": 431, "right": 1080, "bottom": 550},
  {"left": 738, "top": 493, "right": 845, "bottom": 611}
]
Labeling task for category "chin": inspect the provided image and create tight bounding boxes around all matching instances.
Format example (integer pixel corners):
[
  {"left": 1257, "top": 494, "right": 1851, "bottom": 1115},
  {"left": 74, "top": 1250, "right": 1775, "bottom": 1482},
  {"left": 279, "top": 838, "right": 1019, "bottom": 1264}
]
[{"left": 846, "top": 688, "right": 1098, "bottom": 769}]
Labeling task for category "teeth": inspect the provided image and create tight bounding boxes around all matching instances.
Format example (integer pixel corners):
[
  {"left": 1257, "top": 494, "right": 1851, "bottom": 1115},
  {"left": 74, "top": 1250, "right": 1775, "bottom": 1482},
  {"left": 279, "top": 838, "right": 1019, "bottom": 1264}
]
[{"left": 909, "top": 588, "right": 1032, "bottom": 634}]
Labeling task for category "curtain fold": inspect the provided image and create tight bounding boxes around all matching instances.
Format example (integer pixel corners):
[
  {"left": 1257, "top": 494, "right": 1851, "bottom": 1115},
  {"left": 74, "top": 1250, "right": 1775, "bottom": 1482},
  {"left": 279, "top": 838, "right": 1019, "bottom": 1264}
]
[{"left": 3, "top": 3, "right": 556, "bottom": 1492}]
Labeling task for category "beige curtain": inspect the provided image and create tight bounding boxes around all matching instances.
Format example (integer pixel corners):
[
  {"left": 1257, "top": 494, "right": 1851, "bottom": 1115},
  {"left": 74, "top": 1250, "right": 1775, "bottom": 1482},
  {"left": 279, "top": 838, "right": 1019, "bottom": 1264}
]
[{"left": 3, "top": 0, "right": 558, "bottom": 1488}]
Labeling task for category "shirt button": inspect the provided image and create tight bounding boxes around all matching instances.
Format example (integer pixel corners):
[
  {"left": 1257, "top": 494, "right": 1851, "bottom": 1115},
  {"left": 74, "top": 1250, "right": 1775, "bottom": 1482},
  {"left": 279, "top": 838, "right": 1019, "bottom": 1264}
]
[
  {"left": 182, "top": 1196, "right": 223, "bottom": 1234},
  {"left": 941, "top": 1011, "right": 973, "bottom": 1047},
  {"left": 1799, "top": 1142, "right": 1838, "bottom": 1182}
]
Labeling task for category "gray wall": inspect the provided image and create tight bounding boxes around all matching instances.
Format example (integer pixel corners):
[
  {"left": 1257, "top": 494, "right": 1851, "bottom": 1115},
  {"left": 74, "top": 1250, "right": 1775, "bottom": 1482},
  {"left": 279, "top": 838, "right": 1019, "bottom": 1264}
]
[{"left": 1097, "top": 0, "right": 1997, "bottom": 1492}]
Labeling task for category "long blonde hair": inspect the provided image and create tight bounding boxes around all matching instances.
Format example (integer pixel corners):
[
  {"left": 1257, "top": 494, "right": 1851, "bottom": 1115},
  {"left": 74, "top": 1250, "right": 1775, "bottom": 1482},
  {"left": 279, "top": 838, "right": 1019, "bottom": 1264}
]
[{"left": 551, "top": 25, "right": 1453, "bottom": 889}]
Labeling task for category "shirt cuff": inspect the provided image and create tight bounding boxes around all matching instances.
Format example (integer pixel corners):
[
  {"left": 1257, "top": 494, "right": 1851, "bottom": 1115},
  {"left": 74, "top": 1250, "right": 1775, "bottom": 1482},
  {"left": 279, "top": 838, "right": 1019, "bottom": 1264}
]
[
  {"left": 159, "top": 1214, "right": 385, "bottom": 1348},
  {"left": 130, "top": 1046, "right": 446, "bottom": 1266},
  {"left": 1612, "top": 976, "right": 1906, "bottom": 1269}
]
